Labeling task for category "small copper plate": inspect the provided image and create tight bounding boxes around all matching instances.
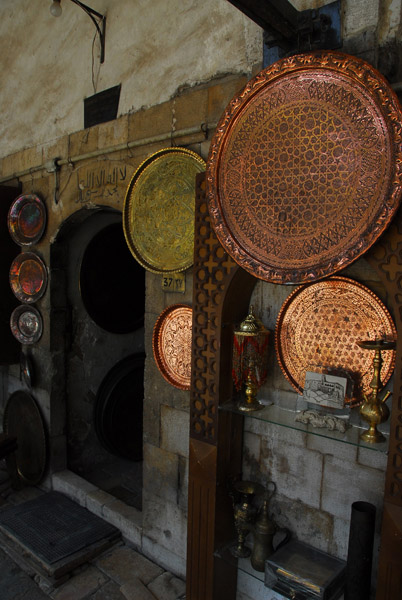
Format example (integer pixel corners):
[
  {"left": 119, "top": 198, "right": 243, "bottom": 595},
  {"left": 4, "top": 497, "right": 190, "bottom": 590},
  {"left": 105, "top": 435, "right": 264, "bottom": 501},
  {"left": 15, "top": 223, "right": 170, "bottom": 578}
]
[
  {"left": 207, "top": 52, "right": 402, "bottom": 284},
  {"left": 8, "top": 194, "right": 46, "bottom": 246},
  {"left": 123, "top": 148, "right": 205, "bottom": 274},
  {"left": 275, "top": 276, "right": 396, "bottom": 404},
  {"left": 10, "top": 305, "right": 43, "bottom": 345},
  {"left": 152, "top": 304, "right": 192, "bottom": 390},
  {"left": 9, "top": 252, "right": 47, "bottom": 303}
]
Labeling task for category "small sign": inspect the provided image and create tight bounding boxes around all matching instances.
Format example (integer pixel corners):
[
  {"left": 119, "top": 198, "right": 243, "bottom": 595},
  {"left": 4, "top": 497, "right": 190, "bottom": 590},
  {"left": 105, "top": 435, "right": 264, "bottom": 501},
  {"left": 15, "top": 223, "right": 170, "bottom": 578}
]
[
  {"left": 161, "top": 272, "right": 186, "bottom": 294},
  {"left": 303, "top": 371, "right": 347, "bottom": 409}
]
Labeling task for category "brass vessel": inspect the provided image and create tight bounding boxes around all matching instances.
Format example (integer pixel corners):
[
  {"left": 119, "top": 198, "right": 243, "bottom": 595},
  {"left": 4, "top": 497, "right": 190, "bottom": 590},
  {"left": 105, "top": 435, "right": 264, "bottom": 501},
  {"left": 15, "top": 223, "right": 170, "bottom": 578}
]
[
  {"left": 250, "top": 483, "right": 290, "bottom": 571},
  {"left": 357, "top": 339, "right": 395, "bottom": 443},
  {"left": 230, "top": 480, "right": 264, "bottom": 558}
]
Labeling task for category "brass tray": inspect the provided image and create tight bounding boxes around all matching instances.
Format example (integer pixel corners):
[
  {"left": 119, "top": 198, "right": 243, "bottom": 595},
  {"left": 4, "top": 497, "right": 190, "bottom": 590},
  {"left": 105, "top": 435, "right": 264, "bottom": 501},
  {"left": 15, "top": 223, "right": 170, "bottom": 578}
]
[
  {"left": 275, "top": 276, "right": 396, "bottom": 404},
  {"left": 152, "top": 304, "right": 192, "bottom": 390},
  {"left": 3, "top": 391, "right": 47, "bottom": 485},
  {"left": 8, "top": 194, "right": 46, "bottom": 246},
  {"left": 9, "top": 252, "right": 47, "bottom": 303},
  {"left": 10, "top": 305, "right": 43, "bottom": 345},
  {"left": 123, "top": 148, "right": 206, "bottom": 274},
  {"left": 207, "top": 52, "right": 402, "bottom": 284}
]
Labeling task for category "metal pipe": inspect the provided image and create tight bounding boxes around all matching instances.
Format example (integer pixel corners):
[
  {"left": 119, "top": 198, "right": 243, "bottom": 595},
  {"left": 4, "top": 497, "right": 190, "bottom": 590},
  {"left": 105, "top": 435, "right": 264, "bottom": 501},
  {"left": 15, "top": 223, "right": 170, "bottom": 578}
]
[{"left": 0, "top": 122, "right": 215, "bottom": 185}]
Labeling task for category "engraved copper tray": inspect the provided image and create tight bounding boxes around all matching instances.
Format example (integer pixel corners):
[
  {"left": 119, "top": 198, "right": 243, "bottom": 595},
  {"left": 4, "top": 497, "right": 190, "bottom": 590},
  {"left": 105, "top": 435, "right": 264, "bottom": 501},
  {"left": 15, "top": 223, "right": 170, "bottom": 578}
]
[
  {"left": 207, "top": 52, "right": 402, "bottom": 284},
  {"left": 152, "top": 304, "right": 192, "bottom": 390},
  {"left": 10, "top": 305, "right": 43, "bottom": 345},
  {"left": 275, "top": 276, "right": 396, "bottom": 404},
  {"left": 3, "top": 391, "right": 47, "bottom": 485},
  {"left": 123, "top": 148, "right": 205, "bottom": 274},
  {"left": 9, "top": 252, "right": 47, "bottom": 303},
  {"left": 8, "top": 194, "right": 46, "bottom": 246}
]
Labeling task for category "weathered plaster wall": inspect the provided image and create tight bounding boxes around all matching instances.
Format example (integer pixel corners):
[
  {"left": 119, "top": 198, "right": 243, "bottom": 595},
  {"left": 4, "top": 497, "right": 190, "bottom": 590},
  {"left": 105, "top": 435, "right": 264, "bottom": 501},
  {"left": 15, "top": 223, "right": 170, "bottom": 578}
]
[{"left": 0, "top": 0, "right": 261, "bottom": 158}]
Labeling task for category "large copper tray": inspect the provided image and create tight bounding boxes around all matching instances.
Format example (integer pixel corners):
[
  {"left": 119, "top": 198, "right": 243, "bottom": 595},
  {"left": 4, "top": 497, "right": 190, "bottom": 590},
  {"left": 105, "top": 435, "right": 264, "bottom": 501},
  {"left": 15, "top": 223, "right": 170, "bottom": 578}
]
[
  {"left": 8, "top": 194, "right": 46, "bottom": 246},
  {"left": 3, "top": 391, "right": 47, "bottom": 485},
  {"left": 123, "top": 148, "right": 205, "bottom": 274},
  {"left": 275, "top": 276, "right": 396, "bottom": 404},
  {"left": 207, "top": 52, "right": 402, "bottom": 284},
  {"left": 152, "top": 304, "right": 192, "bottom": 390},
  {"left": 9, "top": 252, "right": 47, "bottom": 303}
]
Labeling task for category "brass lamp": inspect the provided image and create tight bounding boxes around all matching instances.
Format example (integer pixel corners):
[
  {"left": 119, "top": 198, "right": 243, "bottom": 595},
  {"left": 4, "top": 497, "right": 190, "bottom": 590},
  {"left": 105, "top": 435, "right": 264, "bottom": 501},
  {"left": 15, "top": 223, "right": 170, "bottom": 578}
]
[{"left": 232, "top": 306, "right": 270, "bottom": 412}]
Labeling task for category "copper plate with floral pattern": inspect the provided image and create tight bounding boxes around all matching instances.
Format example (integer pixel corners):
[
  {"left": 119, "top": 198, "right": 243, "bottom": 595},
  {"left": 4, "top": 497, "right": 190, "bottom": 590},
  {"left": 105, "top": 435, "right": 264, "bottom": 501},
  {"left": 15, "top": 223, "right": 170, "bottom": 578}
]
[
  {"left": 275, "top": 276, "right": 397, "bottom": 404},
  {"left": 207, "top": 52, "right": 402, "bottom": 284},
  {"left": 10, "top": 305, "right": 43, "bottom": 345},
  {"left": 9, "top": 252, "right": 47, "bottom": 303},
  {"left": 8, "top": 194, "right": 46, "bottom": 246},
  {"left": 123, "top": 148, "right": 205, "bottom": 274},
  {"left": 152, "top": 304, "right": 192, "bottom": 390}
]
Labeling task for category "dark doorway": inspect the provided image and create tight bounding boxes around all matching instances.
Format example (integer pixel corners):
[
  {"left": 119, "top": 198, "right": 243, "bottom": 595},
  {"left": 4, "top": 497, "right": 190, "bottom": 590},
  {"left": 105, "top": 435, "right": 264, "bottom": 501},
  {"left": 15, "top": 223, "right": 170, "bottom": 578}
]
[{"left": 64, "top": 209, "right": 145, "bottom": 510}]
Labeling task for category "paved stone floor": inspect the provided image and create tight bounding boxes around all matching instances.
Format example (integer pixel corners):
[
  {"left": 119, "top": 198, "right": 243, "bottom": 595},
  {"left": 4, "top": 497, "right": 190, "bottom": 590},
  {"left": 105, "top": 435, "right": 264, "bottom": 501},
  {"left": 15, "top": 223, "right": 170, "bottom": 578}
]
[{"left": 0, "top": 472, "right": 186, "bottom": 600}]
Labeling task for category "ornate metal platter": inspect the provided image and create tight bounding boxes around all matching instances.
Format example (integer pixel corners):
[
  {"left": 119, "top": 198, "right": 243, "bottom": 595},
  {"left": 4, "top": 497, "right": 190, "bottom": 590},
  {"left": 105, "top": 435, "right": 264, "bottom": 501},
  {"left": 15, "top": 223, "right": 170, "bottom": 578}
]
[
  {"left": 207, "top": 52, "right": 402, "bottom": 284},
  {"left": 3, "top": 391, "right": 47, "bottom": 485},
  {"left": 123, "top": 148, "right": 206, "bottom": 274},
  {"left": 275, "top": 276, "right": 396, "bottom": 404},
  {"left": 8, "top": 194, "right": 46, "bottom": 246},
  {"left": 9, "top": 252, "right": 47, "bottom": 303},
  {"left": 10, "top": 305, "right": 43, "bottom": 345},
  {"left": 152, "top": 304, "right": 192, "bottom": 390}
]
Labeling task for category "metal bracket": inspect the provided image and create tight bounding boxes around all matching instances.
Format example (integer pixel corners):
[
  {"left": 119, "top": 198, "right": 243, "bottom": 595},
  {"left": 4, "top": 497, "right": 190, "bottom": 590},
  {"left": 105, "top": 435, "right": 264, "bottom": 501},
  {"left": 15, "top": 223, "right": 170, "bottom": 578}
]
[
  {"left": 45, "top": 159, "right": 61, "bottom": 205},
  {"left": 226, "top": 0, "right": 341, "bottom": 67},
  {"left": 264, "top": 1, "right": 341, "bottom": 66},
  {"left": 264, "top": 0, "right": 342, "bottom": 67}
]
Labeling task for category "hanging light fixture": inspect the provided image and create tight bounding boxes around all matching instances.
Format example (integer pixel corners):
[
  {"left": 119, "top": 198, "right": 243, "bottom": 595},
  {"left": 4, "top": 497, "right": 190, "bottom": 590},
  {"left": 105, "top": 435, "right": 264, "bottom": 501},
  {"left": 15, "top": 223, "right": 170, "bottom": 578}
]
[{"left": 49, "top": 0, "right": 106, "bottom": 63}]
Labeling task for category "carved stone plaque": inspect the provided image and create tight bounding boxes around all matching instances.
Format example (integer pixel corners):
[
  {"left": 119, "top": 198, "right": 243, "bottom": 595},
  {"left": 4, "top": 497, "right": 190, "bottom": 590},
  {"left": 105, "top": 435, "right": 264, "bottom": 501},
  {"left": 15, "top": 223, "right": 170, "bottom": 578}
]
[
  {"left": 123, "top": 148, "right": 205, "bottom": 274},
  {"left": 207, "top": 52, "right": 402, "bottom": 284}
]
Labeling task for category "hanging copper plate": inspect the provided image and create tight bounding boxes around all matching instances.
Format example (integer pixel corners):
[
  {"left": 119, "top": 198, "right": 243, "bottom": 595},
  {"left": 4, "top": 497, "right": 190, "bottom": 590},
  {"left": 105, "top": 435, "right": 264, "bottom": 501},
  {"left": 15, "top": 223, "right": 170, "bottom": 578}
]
[
  {"left": 3, "top": 391, "right": 47, "bottom": 485},
  {"left": 123, "top": 148, "right": 206, "bottom": 274},
  {"left": 207, "top": 52, "right": 402, "bottom": 284},
  {"left": 275, "top": 276, "right": 397, "bottom": 404},
  {"left": 152, "top": 304, "right": 192, "bottom": 390},
  {"left": 8, "top": 194, "right": 46, "bottom": 246},
  {"left": 9, "top": 252, "right": 48, "bottom": 303},
  {"left": 10, "top": 305, "right": 43, "bottom": 345}
]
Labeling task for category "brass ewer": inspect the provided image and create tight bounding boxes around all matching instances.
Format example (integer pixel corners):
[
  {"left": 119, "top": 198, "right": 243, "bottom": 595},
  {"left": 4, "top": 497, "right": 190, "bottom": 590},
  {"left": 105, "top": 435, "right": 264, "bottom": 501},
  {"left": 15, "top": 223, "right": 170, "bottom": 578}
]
[
  {"left": 250, "top": 482, "right": 290, "bottom": 571},
  {"left": 230, "top": 480, "right": 264, "bottom": 558},
  {"left": 357, "top": 339, "right": 395, "bottom": 443}
]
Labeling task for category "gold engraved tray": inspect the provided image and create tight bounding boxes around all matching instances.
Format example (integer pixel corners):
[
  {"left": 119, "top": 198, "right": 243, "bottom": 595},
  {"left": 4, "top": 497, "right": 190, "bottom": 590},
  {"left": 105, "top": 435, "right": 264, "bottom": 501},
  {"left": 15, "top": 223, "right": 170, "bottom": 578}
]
[
  {"left": 275, "top": 276, "right": 396, "bottom": 404},
  {"left": 123, "top": 148, "right": 205, "bottom": 274},
  {"left": 152, "top": 304, "right": 192, "bottom": 390},
  {"left": 207, "top": 51, "right": 402, "bottom": 284}
]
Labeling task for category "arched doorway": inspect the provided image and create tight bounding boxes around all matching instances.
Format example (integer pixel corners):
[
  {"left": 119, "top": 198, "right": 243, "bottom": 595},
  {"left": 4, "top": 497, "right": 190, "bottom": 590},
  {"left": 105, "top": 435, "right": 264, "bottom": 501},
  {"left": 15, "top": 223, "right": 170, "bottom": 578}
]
[{"left": 52, "top": 207, "right": 145, "bottom": 509}]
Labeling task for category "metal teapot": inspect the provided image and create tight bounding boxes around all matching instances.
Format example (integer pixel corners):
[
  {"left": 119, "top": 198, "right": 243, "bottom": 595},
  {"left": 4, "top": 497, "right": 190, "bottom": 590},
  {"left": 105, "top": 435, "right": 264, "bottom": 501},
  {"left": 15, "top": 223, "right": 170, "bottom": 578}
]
[{"left": 250, "top": 482, "right": 290, "bottom": 571}]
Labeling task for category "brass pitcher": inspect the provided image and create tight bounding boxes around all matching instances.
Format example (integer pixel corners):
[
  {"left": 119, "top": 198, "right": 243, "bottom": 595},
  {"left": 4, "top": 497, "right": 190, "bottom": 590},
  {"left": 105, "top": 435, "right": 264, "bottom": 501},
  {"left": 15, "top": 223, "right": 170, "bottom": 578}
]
[{"left": 250, "top": 484, "right": 290, "bottom": 571}]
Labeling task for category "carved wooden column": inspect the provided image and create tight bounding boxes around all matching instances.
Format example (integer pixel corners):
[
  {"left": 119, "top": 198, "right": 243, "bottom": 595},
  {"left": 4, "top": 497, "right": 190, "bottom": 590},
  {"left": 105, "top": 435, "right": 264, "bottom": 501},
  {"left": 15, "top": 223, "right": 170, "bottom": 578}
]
[{"left": 186, "top": 174, "right": 255, "bottom": 599}]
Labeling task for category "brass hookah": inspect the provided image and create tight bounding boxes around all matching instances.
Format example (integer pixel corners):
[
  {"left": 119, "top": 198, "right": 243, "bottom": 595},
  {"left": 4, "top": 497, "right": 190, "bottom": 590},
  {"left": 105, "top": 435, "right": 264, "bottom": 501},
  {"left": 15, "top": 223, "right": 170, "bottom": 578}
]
[{"left": 357, "top": 339, "right": 395, "bottom": 443}]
